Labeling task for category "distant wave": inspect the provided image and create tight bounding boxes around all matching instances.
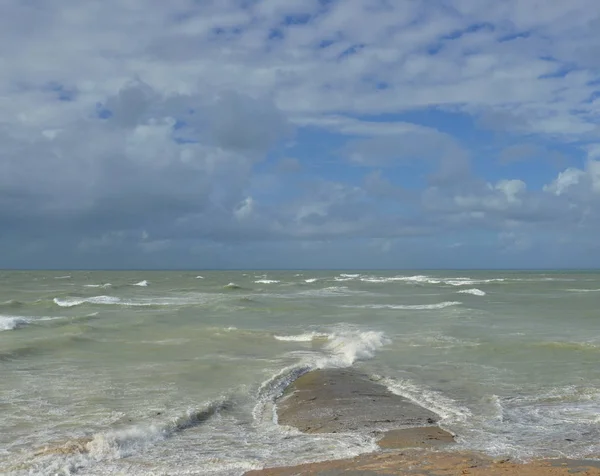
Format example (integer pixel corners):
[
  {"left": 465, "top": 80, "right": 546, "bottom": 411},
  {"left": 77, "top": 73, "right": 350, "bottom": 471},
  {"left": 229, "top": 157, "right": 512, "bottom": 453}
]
[
  {"left": 54, "top": 296, "right": 121, "bottom": 307},
  {"left": 53, "top": 275, "right": 71, "bottom": 279},
  {"left": 344, "top": 301, "right": 462, "bottom": 310},
  {"left": 84, "top": 283, "right": 112, "bottom": 288},
  {"left": 274, "top": 332, "right": 329, "bottom": 342},
  {"left": 254, "top": 279, "right": 280, "bottom": 284},
  {"left": 32, "top": 398, "right": 230, "bottom": 465},
  {"left": 132, "top": 280, "right": 149, "bottom": 287},
  {"left": 304, "top": 278, "right": 318, "bottom": 283},
  {"left": 358, "top": 274, "right": 506, "bottom": 287},
  {"left": 223, "top": 282, "right": 243, "bottom": 290},
  {"left": 255, "top": 327, "right": 390, "bottom": 423},
  {"left": 457, "top": 288, "right": 486, "bottom": 296},
  {"left": 566, "top": 288, "right": 600, "bottom": 293},
  {"left": 0, "top": 315, "right": 30, "bottom": 331},
  {"left": 0, "top": 299, "right": 25, "bottom": 309}
]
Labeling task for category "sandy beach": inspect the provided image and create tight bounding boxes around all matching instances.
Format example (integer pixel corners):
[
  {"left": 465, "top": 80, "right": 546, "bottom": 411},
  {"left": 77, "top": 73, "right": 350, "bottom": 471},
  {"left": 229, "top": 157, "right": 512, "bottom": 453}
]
[{"left": 247, "top": 369, "right": 600, "bottom": 476}]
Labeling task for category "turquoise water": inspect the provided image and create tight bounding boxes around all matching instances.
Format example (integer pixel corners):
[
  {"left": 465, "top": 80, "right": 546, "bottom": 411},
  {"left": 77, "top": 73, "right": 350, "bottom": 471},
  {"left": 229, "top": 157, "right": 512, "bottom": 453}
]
[{"left": 1, "top": 270, "right": 599, "bottom": 474}]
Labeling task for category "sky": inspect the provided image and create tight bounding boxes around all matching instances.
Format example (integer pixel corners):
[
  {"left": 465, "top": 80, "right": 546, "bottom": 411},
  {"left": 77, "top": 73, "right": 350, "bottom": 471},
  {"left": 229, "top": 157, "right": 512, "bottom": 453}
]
[{"left": 1, "top": 0, "right": 600, "bottom": 269}]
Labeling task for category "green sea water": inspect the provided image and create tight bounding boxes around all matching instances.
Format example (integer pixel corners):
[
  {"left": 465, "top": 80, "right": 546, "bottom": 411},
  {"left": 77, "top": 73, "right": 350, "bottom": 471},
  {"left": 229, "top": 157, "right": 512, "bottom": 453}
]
[{"left": 1, "top": 270, "right": 599, "bottom": 475}]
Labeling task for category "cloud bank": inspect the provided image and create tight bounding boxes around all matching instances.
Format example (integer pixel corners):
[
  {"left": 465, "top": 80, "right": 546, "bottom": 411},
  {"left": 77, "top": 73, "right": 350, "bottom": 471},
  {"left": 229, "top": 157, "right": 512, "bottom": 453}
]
[{"left": 1, "top": 0, "right": 600, "bottom": 268}]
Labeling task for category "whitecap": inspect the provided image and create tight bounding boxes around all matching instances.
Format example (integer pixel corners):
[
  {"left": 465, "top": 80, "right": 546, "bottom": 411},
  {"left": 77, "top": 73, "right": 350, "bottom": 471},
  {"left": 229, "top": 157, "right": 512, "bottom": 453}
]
[
  {"left": 344, "top": 301, "right": 461, "bottom": 310},
  {"left": 274, "top": 332, "right": 329, "bottom": 342},
  {"left": 254, "top": 279, "right": 280, "bottom": 284},
  {"left": 53, "top": 296, "right": 121, "bottom": 307},
  {"left": 304, "top": 278, "right": 318, "bottom": 283},
  {"left": 224, "top": 282, "right": 242, "bottom": 290},
  {"left": 195, "top": 275, "right": 204, "bottom": 279},
  {"left": 254, "top": 327, "right": 389, "bottom": 423},
  {"left": 133, "top": 280, "right": 149, "bottom": 287},
  {"left": 83, "top": 283, "right": 112, "bottom": 288},
  {"left": 457, "top": 288, "right": 486, "bottom": 296},
  {"left": 0, "top": 315, "right": 30, "bottom": 331}
]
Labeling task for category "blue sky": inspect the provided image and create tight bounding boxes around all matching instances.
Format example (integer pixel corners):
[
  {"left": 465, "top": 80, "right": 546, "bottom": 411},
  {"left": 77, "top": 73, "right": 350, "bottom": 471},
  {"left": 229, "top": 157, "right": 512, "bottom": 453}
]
[{"left": 1, "top": 0, "right": 600, "bottom": 269}]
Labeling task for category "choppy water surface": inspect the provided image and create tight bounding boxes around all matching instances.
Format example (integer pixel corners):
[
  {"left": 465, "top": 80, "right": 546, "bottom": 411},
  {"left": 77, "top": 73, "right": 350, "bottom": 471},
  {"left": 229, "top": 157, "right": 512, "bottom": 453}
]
[{"left": 1, "top": 270, "right": 600, "bottom": 475}]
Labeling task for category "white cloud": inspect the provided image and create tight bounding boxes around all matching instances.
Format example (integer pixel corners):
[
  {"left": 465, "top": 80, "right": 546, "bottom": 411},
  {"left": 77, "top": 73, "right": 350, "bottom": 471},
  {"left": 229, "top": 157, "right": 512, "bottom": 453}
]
[{"left": 1, "top": 0, "right": 600, "bottom": 266}]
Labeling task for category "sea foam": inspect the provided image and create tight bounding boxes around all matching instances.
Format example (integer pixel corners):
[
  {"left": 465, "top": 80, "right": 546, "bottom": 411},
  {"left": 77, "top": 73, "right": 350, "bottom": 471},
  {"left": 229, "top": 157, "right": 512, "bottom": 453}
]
[
  {"left": 457, "top": 288, "right": 486, "bottom": 296},
  {"left": 344, "top": 301, "right": 462, "bottom": 310},
  {"left": 0, "top": 315, "right": 30, "bottom": 331}
]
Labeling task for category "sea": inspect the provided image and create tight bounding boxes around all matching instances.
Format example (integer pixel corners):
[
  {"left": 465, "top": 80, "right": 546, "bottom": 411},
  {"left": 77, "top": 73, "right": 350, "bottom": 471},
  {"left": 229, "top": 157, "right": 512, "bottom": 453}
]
[{"left": 1, "top": 270, "right": 599, "bottom": 475}]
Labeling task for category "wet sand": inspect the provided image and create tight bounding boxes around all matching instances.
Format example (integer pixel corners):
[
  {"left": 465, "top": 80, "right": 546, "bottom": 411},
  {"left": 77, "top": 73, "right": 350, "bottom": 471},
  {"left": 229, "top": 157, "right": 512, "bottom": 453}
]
[{"left": 247, "top": 369, "right": 600, "bottom": 476}]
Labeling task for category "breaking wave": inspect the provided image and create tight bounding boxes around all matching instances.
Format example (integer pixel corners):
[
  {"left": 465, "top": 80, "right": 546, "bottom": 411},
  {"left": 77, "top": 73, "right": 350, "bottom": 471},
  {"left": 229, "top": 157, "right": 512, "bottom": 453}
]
[
  {"left": 133, "top": 280, "right": 149, "bottom": 287},
  {"left": 457, "top": 288, "right": 486, "bottom": 296},
  {"left": 344, "top": 301, "right": 462, "bottom": 310},
  {"left": 0, "top": 315, "right": 30, "bottom": 331},
  {"left": 255, "top": 328, "right": 390, "bottom": 423},
  {"left": 54, "top": 296, "right": 121, "bottom": 307},
  {"left": 274, "top": 332, "right": 329, "bottom": 342}
]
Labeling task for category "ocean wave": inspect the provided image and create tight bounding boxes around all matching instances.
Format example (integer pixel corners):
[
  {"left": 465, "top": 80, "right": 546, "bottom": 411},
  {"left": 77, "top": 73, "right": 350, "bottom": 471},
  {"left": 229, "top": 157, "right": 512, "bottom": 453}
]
[
  {"left": 132, "top": 280, "right": 149, "bottom": 287},
  {"left": 339, "top": 273, "right": 360, "bottom": 278},
  {"left": 457, "top": 288, "right": 486, "bottom": 296},
  {"left": 195, "top": 275, "right": 204, "bottom": 279},
  {"left": 274, "top": 332, "right": 330, "bottom": 342},
  {"left": 296, "top": 286, "right": 368, "bottom": 297},
  {"left": 83, "top": 283, "right": 112, "bottom": 288},
  {"left": 254, "top": 279, "right": 280, "bottom": 284},
  {"left": 566, "top": 288, "right": 600, "bottom": 293},
  {"left": 32, "top": 399, "right": 229, "bottom": 466},
  {"left": 344, "top": 301, "right": 462, "bottom": 310},
  {"left": 358, "top": 274, "right": 506, "bottom": 287},
  {"left": 0, "top": 299, "right": 25, "bottom": 309},
  {"left": 0, "top": 315, "right": 30, "bottom": 331},
  {"left": 224, "top": 282, "right": 243, "bottom": 290},
  {"left": 255, "top": 328, "right": 390, "bottom": 424},
  {"left": 53, "top": 296, "right": 121, "bottom": 307},
  {"left": 381, "top": 376, "right": 471, "bottom": 424},
  {"left": 304, "top": 278, "right": 318, "bottom": 283},
  {"left": 360, "top": 275, "right": 441, "bottom": 284},
  {"left": 445, "top": 278, "right": 504, "bottom": 286},
  {"left": 53, "top": 275, "right": 71, "bottom": 279}
]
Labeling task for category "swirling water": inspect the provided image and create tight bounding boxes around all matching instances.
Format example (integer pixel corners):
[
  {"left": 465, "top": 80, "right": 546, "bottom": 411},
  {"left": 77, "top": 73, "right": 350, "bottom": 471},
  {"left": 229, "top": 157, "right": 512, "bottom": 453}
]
[{"left": 1, "top": 270, "right": 600, "bottom": 475}]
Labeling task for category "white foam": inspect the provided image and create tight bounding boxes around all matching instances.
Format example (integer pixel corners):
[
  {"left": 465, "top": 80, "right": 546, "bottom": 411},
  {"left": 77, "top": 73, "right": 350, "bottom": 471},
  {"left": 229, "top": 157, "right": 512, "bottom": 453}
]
[
  {"left": 274, "top": 332, "right": 329, "bottom": 342},
  {"left": 297, "top": 286, "right": 365, "bottom": 297},
  {"left": 254, "top": 279, "right": 280, "bottom": 284},
  {"left": 566, "top": 288, "right": 600, "bottom": 293},
  {"left": 317, "top": 330, "right": 389, "bottom": 368},
  {"left": 304, "top": 278, "right": 318, "bottom": 283},
  {"left": 53, "top": 296, "right": 121, "bottom": 307},
  {"left": 84, "top": 283, "right": 112, "bottom": 288},
  {"left": 0, "top": 315, "right": 30, "bottom": 331},
  {"left": 382, "top": 377, "right": 472, "bottom": 424},
  {"left": 133, "top": 280, "right": 149, "bottom": 287},
  {"left": 344, "top": 301, "right": 462, "bottom": 310},
  {"left": 457, "top": 288, "right": 486, "bottom": 296},
  {"left": 361, "top": 275, "right": 442, "bottom": 284},
  {"left": 224, "top": 282, "right": 242, "bottom": 289},
  {"left": 53, "top": 275, "right": 71, "bottom": 279},
  {"left": 195, "top": 275, "right": 204, "bottom": 279},
  {"left": 339, "top": 274, "right": 360, "bottom": 278},
  {"left": 255, "top": 328, "right": 389, "bottom": 423},
  {"left": 445, "top": 278, "right": 505, "bottom": 286}
]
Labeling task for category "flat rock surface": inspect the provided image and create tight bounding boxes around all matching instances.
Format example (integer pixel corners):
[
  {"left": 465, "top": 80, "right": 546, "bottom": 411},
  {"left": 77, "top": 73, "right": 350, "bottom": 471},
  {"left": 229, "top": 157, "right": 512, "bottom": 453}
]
[
  {"left": 246, "top": 450, "right": 600, "bottom": 476},
  {"left": 276, "top": 369, "right": 446, "bottom": 436}
]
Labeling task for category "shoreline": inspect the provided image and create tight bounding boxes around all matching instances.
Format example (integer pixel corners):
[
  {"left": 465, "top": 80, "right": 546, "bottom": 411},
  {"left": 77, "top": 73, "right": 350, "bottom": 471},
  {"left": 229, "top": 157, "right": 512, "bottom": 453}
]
[{"left": 246, "top": 368, "right": 600, "bottom": 475}]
